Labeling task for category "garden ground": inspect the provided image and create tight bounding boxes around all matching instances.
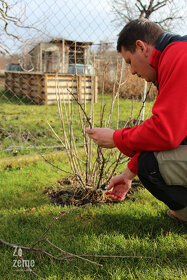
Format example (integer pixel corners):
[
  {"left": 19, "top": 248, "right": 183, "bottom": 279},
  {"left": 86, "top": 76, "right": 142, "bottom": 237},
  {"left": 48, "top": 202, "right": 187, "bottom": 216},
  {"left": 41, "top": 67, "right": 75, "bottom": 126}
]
[{"left": 0, "top": 92, "right": 186, "bottom": 279}]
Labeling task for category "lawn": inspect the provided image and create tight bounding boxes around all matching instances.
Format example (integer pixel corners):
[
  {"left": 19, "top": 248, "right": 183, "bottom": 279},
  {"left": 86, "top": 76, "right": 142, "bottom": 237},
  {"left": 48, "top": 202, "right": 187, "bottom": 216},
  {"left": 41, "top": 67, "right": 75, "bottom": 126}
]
[
  {"left": 0, "top": 90, "right": 153, "bottom": 158},
  {"left": 0, "top": 90, "right": 186, "bottom": 279},
  {"left": 0, "top": 159, "right": 186, "bottom": 280}
]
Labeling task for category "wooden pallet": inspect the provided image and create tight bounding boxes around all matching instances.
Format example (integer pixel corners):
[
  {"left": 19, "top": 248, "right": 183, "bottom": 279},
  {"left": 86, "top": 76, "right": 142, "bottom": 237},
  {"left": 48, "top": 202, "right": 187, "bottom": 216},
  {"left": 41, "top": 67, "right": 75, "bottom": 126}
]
[{"left": 5, "top": 71, "right": 98, "bottom": 105}]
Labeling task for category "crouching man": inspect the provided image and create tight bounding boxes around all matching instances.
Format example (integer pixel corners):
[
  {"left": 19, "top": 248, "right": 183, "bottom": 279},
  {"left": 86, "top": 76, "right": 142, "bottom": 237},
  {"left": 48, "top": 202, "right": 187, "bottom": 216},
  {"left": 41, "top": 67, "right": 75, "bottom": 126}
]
[{"left": 86, "top": 19, "right": 187, "bottom": 223}]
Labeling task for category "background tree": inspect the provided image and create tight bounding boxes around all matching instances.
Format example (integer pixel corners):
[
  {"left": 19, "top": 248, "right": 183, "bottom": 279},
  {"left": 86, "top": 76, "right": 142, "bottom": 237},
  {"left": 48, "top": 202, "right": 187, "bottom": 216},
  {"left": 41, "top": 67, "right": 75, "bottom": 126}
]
[
  {"left": 0, "top": 0, "right": 25, "bottom": 55},
  {"left": 0, "top": 0, "right": 46, "bottom": 57},
  {"left": 112, "top": 0, "right": 187, "bottom": 32}
]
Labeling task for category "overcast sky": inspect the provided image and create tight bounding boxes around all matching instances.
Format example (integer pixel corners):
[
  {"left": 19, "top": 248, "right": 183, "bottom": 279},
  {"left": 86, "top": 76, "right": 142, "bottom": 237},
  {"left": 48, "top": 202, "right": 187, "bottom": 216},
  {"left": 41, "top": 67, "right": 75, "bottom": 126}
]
[
  {"left": 6, "top": 0, "right": 118, "bottom": 53},
  {"left": 4, "top": 0, "right": 187, "bottom": 54}
]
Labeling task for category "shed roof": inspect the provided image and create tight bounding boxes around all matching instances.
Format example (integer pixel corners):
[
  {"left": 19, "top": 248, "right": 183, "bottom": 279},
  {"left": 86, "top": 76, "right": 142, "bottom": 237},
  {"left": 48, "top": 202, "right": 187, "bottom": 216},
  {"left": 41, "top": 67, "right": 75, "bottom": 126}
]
[
  {"left": 50, "top": 38, "right": 93, "bottom": 46},
  {"left": 29, "top": 38, "right": 93, "bottom": 54}
]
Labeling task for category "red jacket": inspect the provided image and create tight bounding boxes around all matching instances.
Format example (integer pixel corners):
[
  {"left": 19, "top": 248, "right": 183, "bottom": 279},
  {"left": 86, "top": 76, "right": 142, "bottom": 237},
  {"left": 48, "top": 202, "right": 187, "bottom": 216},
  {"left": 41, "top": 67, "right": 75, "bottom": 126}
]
[{"left": 113, "top": 33, "right": 187, "bottom": 174}]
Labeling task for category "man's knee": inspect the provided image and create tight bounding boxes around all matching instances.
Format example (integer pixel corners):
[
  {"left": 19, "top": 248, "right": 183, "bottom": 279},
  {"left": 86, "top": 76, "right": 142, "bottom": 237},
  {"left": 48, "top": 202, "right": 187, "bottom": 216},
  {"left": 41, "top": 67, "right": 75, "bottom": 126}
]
[
  {"left": 137, "top": 151, "right": 151, "bottom": 176},
  {"left": 137, "top": 151, "right": 165, "bottom": 185},
  {"left": 154, "top": 146, "right": 187, "bottom": 186},
  {"left": 137, "top": 151, "right": 187, "bottom": 211}
]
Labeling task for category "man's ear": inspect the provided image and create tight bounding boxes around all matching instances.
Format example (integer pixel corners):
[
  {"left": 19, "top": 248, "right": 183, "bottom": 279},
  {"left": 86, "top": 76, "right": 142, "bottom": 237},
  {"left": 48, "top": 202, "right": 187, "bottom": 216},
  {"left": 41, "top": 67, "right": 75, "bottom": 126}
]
[{"left": 136, "top": 40, "right": 148, "bottom": 56}]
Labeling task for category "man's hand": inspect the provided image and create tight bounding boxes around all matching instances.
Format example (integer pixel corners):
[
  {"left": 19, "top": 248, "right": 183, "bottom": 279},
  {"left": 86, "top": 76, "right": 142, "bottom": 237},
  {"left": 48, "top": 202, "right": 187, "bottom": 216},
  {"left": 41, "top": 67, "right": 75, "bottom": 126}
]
[
  {"left": 107, "top": 168, "right": 136, "bottom": 201},
  {"left": 85, "top": 128, "right": 115, "bottom": 148}
]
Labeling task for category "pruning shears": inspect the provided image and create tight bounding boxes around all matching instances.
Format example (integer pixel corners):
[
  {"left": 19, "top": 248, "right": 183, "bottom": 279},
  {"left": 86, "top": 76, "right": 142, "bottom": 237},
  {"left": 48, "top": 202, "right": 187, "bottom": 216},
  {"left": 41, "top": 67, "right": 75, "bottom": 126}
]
[{"left": 98, "top": 181, "right": 125, "bottom": 199}]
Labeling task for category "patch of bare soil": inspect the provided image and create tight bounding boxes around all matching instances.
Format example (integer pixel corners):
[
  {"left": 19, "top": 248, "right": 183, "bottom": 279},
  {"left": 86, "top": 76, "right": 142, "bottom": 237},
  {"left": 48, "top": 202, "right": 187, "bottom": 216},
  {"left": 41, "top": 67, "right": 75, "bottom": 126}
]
[{"left": 43, "top": 178, "right": 142, "bottom": 207}]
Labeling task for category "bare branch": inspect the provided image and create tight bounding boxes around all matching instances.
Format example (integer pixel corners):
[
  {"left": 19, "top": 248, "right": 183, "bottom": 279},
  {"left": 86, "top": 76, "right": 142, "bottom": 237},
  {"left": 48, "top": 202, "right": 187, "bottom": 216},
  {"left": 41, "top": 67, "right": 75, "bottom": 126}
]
[
  {"left": 112, "top": 0, "right": 187, "bottom": 31},
  {"left": 45, "top": 238, "right": 103, "bottom": 267},
  {"left": 76, "top": 253, "right": 159, "bottom": 260},
  {"left": 67, "top": 89, "right": 92, "bottom": 128}
]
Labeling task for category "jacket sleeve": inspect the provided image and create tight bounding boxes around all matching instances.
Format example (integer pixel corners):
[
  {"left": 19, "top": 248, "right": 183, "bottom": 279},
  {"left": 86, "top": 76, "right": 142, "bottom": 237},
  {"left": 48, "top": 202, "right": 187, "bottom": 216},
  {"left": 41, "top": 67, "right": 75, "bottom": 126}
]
[
  {"left": 127, "top": 153, "right": 140, "bottom": 174},
  {"left": 113, "top": 43, "right": 187, "bottom": 159}
]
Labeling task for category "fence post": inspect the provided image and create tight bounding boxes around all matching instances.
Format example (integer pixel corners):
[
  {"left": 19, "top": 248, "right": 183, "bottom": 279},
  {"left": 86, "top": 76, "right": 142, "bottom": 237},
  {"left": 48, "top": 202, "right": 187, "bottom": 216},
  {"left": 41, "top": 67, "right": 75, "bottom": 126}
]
[
  {"left": 78, "top": 75, "right": 82, "bottom": 102},
  {"left": 142, "top": 81, "right": 147, "bottom": 121}
]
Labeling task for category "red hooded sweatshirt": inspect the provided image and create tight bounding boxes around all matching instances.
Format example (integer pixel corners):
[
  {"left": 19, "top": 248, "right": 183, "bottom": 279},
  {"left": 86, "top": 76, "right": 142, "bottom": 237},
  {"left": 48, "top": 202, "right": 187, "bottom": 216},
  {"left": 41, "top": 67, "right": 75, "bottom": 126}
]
[{"left": 113, "top": 33, "right": 187, "bottom": 174}]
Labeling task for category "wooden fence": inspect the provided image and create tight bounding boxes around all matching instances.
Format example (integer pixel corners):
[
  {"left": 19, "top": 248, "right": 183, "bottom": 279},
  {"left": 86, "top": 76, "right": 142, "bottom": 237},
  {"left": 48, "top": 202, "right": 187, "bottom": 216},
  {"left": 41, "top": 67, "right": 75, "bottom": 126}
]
[{"left": 5, "top": 71, "right": 98, "bottom": 105}]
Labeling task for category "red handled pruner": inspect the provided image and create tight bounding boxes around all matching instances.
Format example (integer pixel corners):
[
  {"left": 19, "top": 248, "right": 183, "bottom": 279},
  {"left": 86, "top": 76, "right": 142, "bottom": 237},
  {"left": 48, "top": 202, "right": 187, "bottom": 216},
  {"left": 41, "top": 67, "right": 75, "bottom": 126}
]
[{"left": 98, "top": 181, "right": 125, "bottom": 199}]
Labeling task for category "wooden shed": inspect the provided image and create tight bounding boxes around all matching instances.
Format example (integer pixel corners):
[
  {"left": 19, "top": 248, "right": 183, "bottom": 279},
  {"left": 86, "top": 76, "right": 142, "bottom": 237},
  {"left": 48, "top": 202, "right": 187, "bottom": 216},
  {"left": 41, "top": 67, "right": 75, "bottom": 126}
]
[
  {"left": 29, "top": 39, "right": 93, "bottom": 74},
  {"left": 5, "top": 39, "right": 98, "bottom": 104}
]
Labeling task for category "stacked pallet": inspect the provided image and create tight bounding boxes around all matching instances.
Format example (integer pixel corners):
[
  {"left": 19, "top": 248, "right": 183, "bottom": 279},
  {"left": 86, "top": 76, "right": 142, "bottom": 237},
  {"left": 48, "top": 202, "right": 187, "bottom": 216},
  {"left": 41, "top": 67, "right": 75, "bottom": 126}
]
[
  {"left": 5, "top": 71, "right": 97, "bottom": 105},
  {"left": 5, "top": 71, "right": 46, "bottom": 104}
]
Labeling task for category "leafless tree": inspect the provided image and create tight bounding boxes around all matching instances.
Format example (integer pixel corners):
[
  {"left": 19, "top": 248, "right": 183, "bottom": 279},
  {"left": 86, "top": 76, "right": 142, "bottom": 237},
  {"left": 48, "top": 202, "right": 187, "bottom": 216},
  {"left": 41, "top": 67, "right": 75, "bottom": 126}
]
[
  {"left": 0, "top": 0, "right": 46, "bottom": 56},
  {"left": 0, "top": 0, "right": 25, "bottom": 54},
  {"left": 112, "top": 0, "right": 187, "bottom": 32}
]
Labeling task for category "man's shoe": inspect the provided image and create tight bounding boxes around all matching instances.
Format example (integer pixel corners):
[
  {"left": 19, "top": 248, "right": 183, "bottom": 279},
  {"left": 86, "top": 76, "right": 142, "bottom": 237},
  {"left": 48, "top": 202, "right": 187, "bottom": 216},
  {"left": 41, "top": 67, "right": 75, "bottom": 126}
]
[{"left": 167, "top": 209, "right": 187, "bottom": 225}]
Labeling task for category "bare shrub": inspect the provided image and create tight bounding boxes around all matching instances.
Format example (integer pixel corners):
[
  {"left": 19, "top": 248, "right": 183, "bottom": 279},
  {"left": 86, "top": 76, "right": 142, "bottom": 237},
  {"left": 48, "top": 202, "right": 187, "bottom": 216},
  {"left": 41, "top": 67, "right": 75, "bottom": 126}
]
[
  {"left": 97, "top": 59, "right": 157, "bottom": 100},
  {"left": 44, "top": 59, "right": 152, "bottom": 197}
]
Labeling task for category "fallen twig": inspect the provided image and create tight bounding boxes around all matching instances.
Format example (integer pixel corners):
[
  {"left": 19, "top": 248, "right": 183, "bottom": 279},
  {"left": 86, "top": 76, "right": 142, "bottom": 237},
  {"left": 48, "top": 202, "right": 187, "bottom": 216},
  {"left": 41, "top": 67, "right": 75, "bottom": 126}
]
[
  {"left": 79, "top": 254, "right": 159, "bottom": 260},
  {"left": 0, "top": 201, "right": 163, "bottom": 280},
  {"left": 45, "top": 238, "right": 103, "bottom": 266},
  {"left": 30, "top": 210, "right": 68, "bottom": 249}
]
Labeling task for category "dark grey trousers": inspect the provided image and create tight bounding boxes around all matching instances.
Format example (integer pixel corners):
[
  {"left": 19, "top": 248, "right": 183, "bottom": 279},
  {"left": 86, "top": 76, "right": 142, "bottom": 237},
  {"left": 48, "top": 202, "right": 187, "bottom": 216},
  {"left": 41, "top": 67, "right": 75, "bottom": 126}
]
[{"left": 137, "top": 146, "right": 187, "bottom": 220}]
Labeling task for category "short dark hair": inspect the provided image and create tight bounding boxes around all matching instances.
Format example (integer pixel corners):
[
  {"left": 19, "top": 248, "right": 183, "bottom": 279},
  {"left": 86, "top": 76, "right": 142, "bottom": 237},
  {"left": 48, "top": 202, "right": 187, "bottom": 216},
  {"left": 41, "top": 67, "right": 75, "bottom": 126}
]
[{"left": 117, "top": 18, "right": 164, "bottom": 53}]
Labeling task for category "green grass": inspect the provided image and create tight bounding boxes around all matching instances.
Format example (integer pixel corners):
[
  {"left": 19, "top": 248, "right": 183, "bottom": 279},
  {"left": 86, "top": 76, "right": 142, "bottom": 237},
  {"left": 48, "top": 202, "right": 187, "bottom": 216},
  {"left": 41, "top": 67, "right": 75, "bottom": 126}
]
[
  {"left": 0, "top": 90, "right": 186, "bottom": 279},
  {"left": 0, "top": 90, "right": 153, "bottom": 158},
  {"left": 0, "top": 159, "right": 186, "bottom": 280}
]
